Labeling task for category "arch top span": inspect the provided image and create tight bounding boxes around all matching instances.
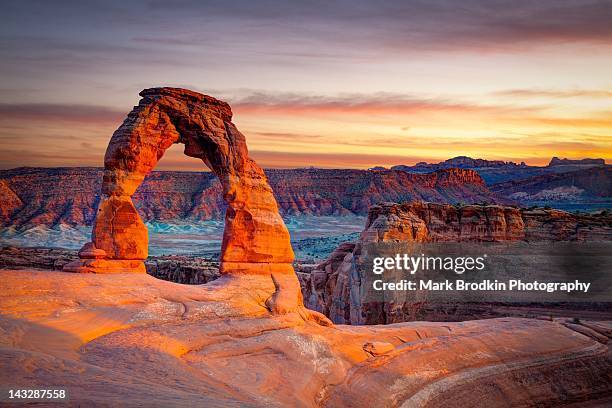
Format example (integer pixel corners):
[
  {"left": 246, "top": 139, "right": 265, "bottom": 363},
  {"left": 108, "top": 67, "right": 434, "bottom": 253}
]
[
  {"left": 102, "top": 87, "right": 243, "bottom": 197},
  {"left": 65, "top": 87, "right": 294, "bottom": 274}
]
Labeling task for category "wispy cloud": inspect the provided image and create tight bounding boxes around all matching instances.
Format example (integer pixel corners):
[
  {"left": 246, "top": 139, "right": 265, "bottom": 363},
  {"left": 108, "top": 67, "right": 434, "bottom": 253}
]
[
  {"left": 231, "top": 91, "right": 540, "bottom": 116},
  {"left": 0, "top": 103, "right": 124, "bottom": 124},
  {"left": 142, "top": 0, "right": 612, "bottom": 52},
  {"left": 496, "top": 88, "right": 612, "bottom": 98},
  {"left": 253, "top": 131, "right": 325, "bottom": 141},
  {"left": 249, "top": 150, "right": 428, "bottom": 169},
  {"left": 0, "top": 148, "right": 104, "bottom": 168},
  {"left": 522, "top": 114, "right": 612, "bottom": 128}
]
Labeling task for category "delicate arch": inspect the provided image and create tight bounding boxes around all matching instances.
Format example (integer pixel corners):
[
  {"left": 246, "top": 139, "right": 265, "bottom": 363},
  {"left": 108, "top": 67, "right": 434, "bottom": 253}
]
[{"left": 65, "top": 88, "right": 293, "bottom": 274}]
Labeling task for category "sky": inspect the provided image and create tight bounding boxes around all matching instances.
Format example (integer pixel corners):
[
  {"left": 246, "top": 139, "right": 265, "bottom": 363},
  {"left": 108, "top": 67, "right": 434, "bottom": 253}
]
[{"left": 0, "top": 0, "right": 611, "bottom": 170}]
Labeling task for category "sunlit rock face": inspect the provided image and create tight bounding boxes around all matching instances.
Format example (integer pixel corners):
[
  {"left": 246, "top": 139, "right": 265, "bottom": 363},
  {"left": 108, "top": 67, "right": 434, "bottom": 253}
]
[
  {"left": 305, "top": 202, "right": 612, "bottom": 324},
  {"left": 0, "top": 180, "right": 22, "bottom": 222},
  {"left": 64, "top": 88, "right": 293, "bottom": 274},
  {"left": 2, "top": 270, "right": 611, "bottom": 407},
  {"left": 61, "top": 88, "right": 321, "bottom": 319}
]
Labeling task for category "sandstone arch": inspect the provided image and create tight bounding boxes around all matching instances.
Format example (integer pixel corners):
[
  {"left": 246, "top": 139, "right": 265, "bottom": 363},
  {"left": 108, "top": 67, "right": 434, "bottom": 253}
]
[{"left": 64, "top": 88, "right": 322, "bottom": 318}]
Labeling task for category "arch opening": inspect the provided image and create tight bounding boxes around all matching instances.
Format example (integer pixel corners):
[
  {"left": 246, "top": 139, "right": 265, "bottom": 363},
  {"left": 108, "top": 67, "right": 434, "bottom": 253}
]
[{"left": 125, "top": 141, "right": 222, "bottom": 256}]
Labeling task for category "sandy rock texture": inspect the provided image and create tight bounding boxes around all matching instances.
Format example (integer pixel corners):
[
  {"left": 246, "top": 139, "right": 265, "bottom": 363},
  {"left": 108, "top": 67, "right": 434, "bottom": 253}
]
[
  {"left": 1, "top": 269, "right": 610, "bottom": 407},
  {"left": 361, "top": 202, "right": 612, "bottom": 243},
  {"left": 0, "top": 179, "right": 22, "bottom": 221}
]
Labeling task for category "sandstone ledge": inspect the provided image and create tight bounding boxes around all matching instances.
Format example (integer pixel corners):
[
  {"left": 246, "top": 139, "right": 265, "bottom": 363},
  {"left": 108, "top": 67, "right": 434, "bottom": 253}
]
[
  {"left": 1, "top": 269, "right": 610, "bottom": 407},
  {"left": 63, "top": 258, "right": 146, "bottom": 274}
]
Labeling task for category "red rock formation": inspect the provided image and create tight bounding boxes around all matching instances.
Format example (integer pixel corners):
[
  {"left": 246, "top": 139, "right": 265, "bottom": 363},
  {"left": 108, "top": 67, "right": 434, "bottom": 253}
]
[
  {"left": 0, "top": 180, "right": 22, "bottom": 223},
  {"left": 65, "top": 88, "right": 293, "bottom": 274},
  {"left": 0, "top": 166, "right": 504, "bottom": 229},
  {"left": 78, "top": 242, "right": 106, "bottom": 259},
  {"left": 305, "top": 202, "right": 612, "bottom": 324},
  {"left": 266, "top": 167, "right": 496, "bottom": 216},
  {"left": 92, "top": 195, "right": 148, "bottom": 261},
  {"left": 359, "top": 201, "right": 611, "bottom": 243},
  {"left": 301, "top": 241, "right": 356, "bottom": 319},
  {"left": 61, "top": 88, "right": 328, "bottom": 320},
  {"left": 0, "top": 167, "right": 103, "bottom": 228}
]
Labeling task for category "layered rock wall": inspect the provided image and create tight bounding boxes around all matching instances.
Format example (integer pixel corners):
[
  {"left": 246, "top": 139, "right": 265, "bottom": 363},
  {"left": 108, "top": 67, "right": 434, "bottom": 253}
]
[
  {"left": 0, "top": 167, "right": 501, "bottom": 228},
  {"left": 304, "top": 202, "right": 612, "bottom": 324}
]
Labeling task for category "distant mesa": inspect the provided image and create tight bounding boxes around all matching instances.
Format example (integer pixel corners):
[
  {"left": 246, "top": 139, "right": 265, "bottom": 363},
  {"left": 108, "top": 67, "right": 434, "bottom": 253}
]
[
  {"left": 391, "top": 155, "right": 606, "bottom": 172},
  {"left": 548, "top": 156, "right": 606, "bottom": 167},
  {"left": 491, "top": 166, "right": 612, "bottom": 211},
  {"left": 392, "top": 155, "right": 525, "bottom": 172},
  {"left": 390, "top": 155, "right": 610, "bottom": 186},
  {"left": 2, "top": 156, "right": 610, "bottom": 231}
]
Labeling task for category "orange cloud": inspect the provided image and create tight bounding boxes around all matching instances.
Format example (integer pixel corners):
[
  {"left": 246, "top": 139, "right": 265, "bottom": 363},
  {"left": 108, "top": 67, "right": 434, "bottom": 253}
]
[
  {"left": 496, "top": 89, "right": 612, "bottom": 99},
  {"left": 231, "top": 93, "right": 538, "bottom": 117},
  {"left": 249, "top": 150, "right": 429, "bottom": 169},
  {"left": 0, "top": 103, "right": 124, "bottom": 125}
]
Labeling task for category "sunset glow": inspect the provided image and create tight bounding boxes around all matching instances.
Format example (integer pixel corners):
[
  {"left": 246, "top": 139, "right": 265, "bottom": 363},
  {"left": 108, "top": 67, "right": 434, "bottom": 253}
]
[{"left": 1, "top": 1, "right": 611, "bottom": 169}]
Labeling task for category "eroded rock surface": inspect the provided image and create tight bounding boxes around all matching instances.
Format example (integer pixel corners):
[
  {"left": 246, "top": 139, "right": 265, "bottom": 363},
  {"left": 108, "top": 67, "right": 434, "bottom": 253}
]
[
  {"left": 0, "top": 246, "right": 221, "bottom": 284},
  {"left": 0, "top": 180, "right": 22, "bottom": 223},
  {"left": 361, "top": 202, "right": 612, "bottom": 243},
  {"left": 304, "top": 202, "right": 612, "bottom": 324},
  {"left": 1, "top": 270, "right": 610, "bottom": 407}
]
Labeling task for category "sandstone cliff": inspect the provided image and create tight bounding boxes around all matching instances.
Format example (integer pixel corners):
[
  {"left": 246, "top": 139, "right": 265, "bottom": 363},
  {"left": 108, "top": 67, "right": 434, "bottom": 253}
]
[
  {"left": 0, "top": 180, "right": 22, "bottom": 222},
  {"left": 0, "top": 167, "right": 500, "bottom": 228},
  {"left": 303, "top": 202, "right": 612, "bottom": 324}
]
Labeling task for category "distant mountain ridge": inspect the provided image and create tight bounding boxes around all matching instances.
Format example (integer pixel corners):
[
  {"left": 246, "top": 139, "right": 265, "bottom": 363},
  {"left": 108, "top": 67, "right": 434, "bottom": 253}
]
[
  {"left": 390, "top": 155, "right": 607, "bottom": 184},
  {"left": 392, "top": 156, "right": 527, "bottom": 172},
  {"left": 549, "top": 157, "right": 606, "bottom": 167},
  {"left": 3, "top": 158, "right": 609, "bottom": 230},
  {"left": 491, "top": 166, "right": 612, "bottom": 212},
  {"left": 0, "top": 166, "right": 500, "bottom": 229}
]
